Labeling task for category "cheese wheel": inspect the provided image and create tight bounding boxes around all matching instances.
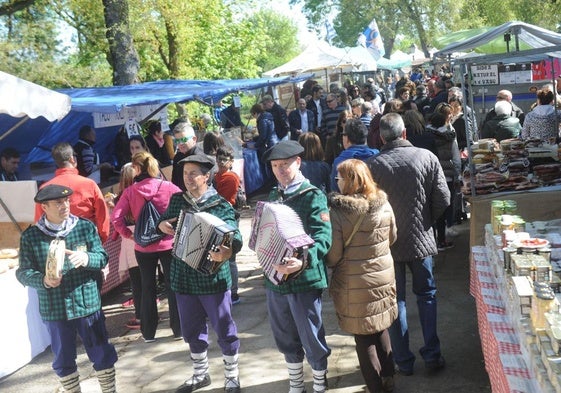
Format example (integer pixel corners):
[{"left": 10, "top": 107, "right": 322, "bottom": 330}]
[{"left": 0, "top": 248, "right": 18, "bottom": 259}]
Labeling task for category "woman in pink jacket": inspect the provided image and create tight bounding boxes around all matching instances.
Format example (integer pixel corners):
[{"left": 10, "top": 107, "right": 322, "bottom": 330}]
[{"left": 112, "top": 151, "right": 181, "bottom": 342}]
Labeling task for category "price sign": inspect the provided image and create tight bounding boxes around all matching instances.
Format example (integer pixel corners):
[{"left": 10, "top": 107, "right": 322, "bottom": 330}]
[
  {"left": 124, "top": 118, "right": 141, "bottom": 138},
  {"left": 470, "top": 64, "right": 499, "bottom": 85}
]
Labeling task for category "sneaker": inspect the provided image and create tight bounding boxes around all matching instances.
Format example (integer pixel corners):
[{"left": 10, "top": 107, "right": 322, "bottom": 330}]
[
  {"left": 231, "top": 294, "right": 241, "bottom": 305},
  {"left": 425, "top": 356, "right": 446, "bottom": 371},
  {"left": 437, "top": 241, "right": 454, "bottom": 251},
  {"left": 225, "top": 376, "right": 241, "bottom": 393},
  {"left": 122, "top": 298, "right": 134, "bottom": 308},
  {"left": 173, "top": 335, "right": 183, "bottom": 341},
  {"left": 126, "top": 318, "right": 141, "bottom": 329},
  {"left": 175, "top": 373, "right": 211, "bottom": 393},
  {"left": 144, "top": 337, "right": 156, "bottom": 343}
]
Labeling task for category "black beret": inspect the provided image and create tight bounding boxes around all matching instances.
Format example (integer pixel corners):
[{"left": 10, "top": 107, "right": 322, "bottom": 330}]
[
  {"left": 178, "top": 153, "right": 215, "bottom": 170},
  {"left": 35, "top": 184, "right": 73, "bottom": 203},
  {"left": 262, "top": 140, "right": 304, "bottom": 162}
]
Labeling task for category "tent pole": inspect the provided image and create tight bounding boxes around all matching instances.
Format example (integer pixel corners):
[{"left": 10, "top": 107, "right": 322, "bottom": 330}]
[
  {"left": 0, "top": 197, "right": 23, "bottom": 234},
  {"left": 0, "top": 115, "right": 29, "bottom": 142},
  {"left": 550, "top": 57, "right": 559, "bottom": 141},
  {"left": 461, "top": 62, "right": 477, "bottom": 198}
]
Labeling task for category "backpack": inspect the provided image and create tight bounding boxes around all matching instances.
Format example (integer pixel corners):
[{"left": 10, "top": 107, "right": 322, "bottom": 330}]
[{"left": 134, "top": 181, "right": 165, "bottom": 247}]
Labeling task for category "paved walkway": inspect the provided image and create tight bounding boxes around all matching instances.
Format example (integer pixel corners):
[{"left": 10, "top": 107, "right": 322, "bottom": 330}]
[{"left": 0, "top": 210, "right": 491, "bottom": 393}]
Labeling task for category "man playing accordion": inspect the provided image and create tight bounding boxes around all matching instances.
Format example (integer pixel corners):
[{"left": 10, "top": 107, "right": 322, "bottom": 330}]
[
  {"left": 261, "top": 140, "right": 332, "bottom": 393},
  {"left": 157, "top": 154, "right": 243, "bottom": 393}
]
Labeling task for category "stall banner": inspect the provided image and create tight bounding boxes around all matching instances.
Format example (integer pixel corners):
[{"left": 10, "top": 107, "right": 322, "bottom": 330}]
[
  {"left": 498, "top": 63, "right": 532, "bottom": 85},
  {"left": 531, "top": 58, "right": 561, "bottom": 82},
  {"left": 470, "top": 64, "right": 499, "bottom": 85},
  {"left": 92, "top": 104, "right": 168, "bottom": 130},
  {"left": 515, "top": 63, "right": 532, "bottom": 84},
  {"left": 498, "top": 64, "right": 517, "bottom": 85}
]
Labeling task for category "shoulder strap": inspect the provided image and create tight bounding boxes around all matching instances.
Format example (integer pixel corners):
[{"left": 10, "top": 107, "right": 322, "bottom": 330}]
[
  {"left": 344, "top": 214, "right": 365, "bottom": 248},
  {"left": 281, "top": 185, "right": 316, "bottom": 203}
]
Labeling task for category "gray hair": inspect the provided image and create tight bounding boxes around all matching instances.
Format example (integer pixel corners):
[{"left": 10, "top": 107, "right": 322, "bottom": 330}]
[
  {"left": 173, "top": 122, "right": 195, "bottom": 138},
  {"left": 361, "top": 101, "right": 373, "bottom": 114},
  {"left": 448, "top": 86, "right": 463, "bottom": 101},
  {"left": 379, "top": 113, "right": 405, "bottom": 142},
  {"left": 495, "top": 100, "right": 512, "bottom": 117}
]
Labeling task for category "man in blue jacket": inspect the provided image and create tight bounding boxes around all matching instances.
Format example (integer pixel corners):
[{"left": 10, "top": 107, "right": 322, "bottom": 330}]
[{"left": 331, "top": 118, "right": 379, "bottom": 192}]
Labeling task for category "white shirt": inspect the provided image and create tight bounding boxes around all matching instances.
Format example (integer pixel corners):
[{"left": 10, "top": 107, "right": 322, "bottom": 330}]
[
  {"left": 300, "top": 110, "right": 309, "bottom": 132},
  {"left": 314, "top": 99, "right": 323, "bottom": 126}
]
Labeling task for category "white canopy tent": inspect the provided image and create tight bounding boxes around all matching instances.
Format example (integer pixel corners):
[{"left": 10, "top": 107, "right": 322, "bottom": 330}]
[
  {"left": 263, "top": 41, "right": 360, "bottom": 77},
  {"left": 0, "top": 71, "right": 71, "bottom": 121}
]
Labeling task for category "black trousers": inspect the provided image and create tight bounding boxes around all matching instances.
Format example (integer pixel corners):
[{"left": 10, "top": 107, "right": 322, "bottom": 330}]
[
  {"left": 134, "top": 249, "right": 180, "bottom": 339},
  {"left": 354, "top": 329, "right": 394, "bottom": 392},
  {"left": 129, "top": 266, "right": 142, "bottom": 320}
]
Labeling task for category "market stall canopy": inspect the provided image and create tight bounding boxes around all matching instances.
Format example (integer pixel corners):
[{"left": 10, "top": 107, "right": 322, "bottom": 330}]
[
  {"left": 263, "top": 41, "right": 365, "bottom": 77},
  {"left": 0, "top": 73, "right": 312, "bottom": 165},
  {"left": 0, "top": 71, "right": 71, "bottom": 121},
  {"left": 434, "top": 21, "right": 561, "bottom": 60}
]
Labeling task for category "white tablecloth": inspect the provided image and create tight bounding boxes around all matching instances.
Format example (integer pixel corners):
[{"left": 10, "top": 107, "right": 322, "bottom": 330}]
[{"left": 0, "top": 268, "right": 51, "bottom": 378}]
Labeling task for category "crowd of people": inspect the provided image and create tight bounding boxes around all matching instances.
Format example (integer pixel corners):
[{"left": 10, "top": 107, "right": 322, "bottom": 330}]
[{"left": 6, "top": 70, "right": 561, "bottom": 393}]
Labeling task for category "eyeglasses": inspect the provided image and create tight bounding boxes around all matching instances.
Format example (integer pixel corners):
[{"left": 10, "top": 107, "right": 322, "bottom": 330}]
[
  {"left": 184, "top": 171, "right": 204, "bottom": 178},
  {"left": 326, "top": 99, "right": 335, "bottom": 103}
]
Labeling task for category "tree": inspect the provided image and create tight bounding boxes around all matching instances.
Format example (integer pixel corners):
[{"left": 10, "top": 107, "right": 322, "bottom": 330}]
[
  {"left": 102, "top": 0, "right": 139, "bottom": 85},
  {"left": 245, "top": 9, "right": 300, "bottom": 73}
]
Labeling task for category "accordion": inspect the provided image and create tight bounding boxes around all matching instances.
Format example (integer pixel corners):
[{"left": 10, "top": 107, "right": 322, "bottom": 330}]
[
  {"left": 249, "top": 201, "right": 315, "bottom": 285},
  {"left": 172, "top": 210, "right": 236, "bottom": 275},
  {"left": 46, "top": 239, "right": 65, "bottom": 280}
]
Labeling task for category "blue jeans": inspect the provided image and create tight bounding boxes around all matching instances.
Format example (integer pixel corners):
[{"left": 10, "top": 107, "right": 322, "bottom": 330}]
[{"left": 388, "top": 256, "right": 441, "bottom": 371}]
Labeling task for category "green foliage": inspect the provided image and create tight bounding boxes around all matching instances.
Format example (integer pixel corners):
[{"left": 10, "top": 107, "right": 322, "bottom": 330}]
[{"left": 245, "top": 9, "right": 300, "bottom": 72}]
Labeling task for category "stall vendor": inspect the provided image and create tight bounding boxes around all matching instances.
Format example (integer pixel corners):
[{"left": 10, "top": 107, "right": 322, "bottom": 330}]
[{"left": 0, "top": 147, "right": 20, "bottom": 181}]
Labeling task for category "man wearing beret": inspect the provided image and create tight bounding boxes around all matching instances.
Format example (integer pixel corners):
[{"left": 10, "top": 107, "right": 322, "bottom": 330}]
[
  {"left": 16, "top": 185, "right": 118, "bottom": 393},
  {"left": 261, "top": 140, "right": 332, "bottom": 393},
  {"left": 158, "top": 154, "right": 243, "bottom": 393}
]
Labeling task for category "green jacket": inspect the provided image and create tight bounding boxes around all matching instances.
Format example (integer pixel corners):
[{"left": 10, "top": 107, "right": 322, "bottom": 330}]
[
  {"left": 16, "top": 219, "right": 108, "bottom": 321},
  {"left": 159, "top": 192, "right": 242, "bottom": 295},
  {"left": 265, "top": 181, "right": 332, "bottom": 294}
]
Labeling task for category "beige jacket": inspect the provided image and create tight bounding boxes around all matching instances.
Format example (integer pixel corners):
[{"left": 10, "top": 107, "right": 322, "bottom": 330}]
[{"left": 326, "top": 192, "right": 397, "bottom": 335}]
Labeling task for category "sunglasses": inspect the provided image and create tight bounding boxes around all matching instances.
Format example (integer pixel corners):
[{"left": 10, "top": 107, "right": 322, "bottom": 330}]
[{"left": 175, "top": 136, "right": 193, "bottom": 144}]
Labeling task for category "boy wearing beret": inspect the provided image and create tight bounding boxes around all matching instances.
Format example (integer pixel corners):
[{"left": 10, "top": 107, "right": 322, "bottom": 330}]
[
  {"left": 16, "top": 185, "right": 117, "bottom": 393},
  {"left": 158, "top": 154, "right": 243, "bottom": 393},
  {"left": 262, "top": 141, "right": 332, "bottom": 393}
]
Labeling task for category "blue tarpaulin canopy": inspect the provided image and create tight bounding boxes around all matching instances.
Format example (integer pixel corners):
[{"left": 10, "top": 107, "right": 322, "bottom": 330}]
[{"left": 0, "top": 74, "right": 311, "bottom": 167}]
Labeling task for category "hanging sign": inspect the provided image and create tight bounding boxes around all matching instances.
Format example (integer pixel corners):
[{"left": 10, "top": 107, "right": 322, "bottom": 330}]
[
  {"left": 470, "top": 64, "right": 499, "bottom": 85},
  {"left": 92, "top": 104, "right": 167, "bottom": 129},
  {"left": 124, "top": 118, "right": 141, "bottom": 138}
]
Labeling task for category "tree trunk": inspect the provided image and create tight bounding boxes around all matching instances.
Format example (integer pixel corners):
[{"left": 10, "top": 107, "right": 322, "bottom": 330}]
[{"left": 102, "top": 0, "right": 139, "bottom": 86}]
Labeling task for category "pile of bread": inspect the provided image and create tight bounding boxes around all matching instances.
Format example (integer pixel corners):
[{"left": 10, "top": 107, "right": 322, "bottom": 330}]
[
  {"left": 0, "top": 248, "right": 19, "bottom": 274},
  {"left": 462, "top": 138, "right": 561, "bottom": 195}
]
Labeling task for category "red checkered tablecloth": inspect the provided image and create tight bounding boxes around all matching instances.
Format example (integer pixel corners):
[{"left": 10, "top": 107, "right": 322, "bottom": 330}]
[
  {"left": 470, "top": 246, "right": 538, "bottom": 393},
  {"left": 101, "top": 226, "right": 129, "bottom": 296}
]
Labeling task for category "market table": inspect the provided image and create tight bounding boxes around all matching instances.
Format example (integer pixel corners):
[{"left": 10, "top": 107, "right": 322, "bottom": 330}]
[
  {"left": 243, "top": 147, "right": 265, "bottom": 195},
  {"left": 468, "top": 185, "right": 561, "bottom": 248},
  {"left": 0, "top": 268, "right": 51, "bottom": 379},
  {"left": 470, "top": 246, "right": 539, "bottom": 393}
]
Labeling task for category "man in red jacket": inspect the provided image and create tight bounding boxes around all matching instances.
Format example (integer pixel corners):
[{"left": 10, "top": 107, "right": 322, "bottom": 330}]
[{"left": 34, "top": 142, "right": 110, "bottom": 243}]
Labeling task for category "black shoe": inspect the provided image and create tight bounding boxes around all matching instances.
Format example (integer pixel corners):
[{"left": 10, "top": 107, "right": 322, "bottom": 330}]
[
  {"left": 224, "top": 376, "right": 241, "bottom": 392},
  {"left": 396, "top": 367, "right": 413, "bottom": 376},
  {"left": 175, "top": 374, "right": 211, "bottom": 393},
  {"left": 425, "top": 356, "right": 446, "bottom": 371},
  {"left": 382, "top": 376, "right": 394, "bottom": 392}
]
